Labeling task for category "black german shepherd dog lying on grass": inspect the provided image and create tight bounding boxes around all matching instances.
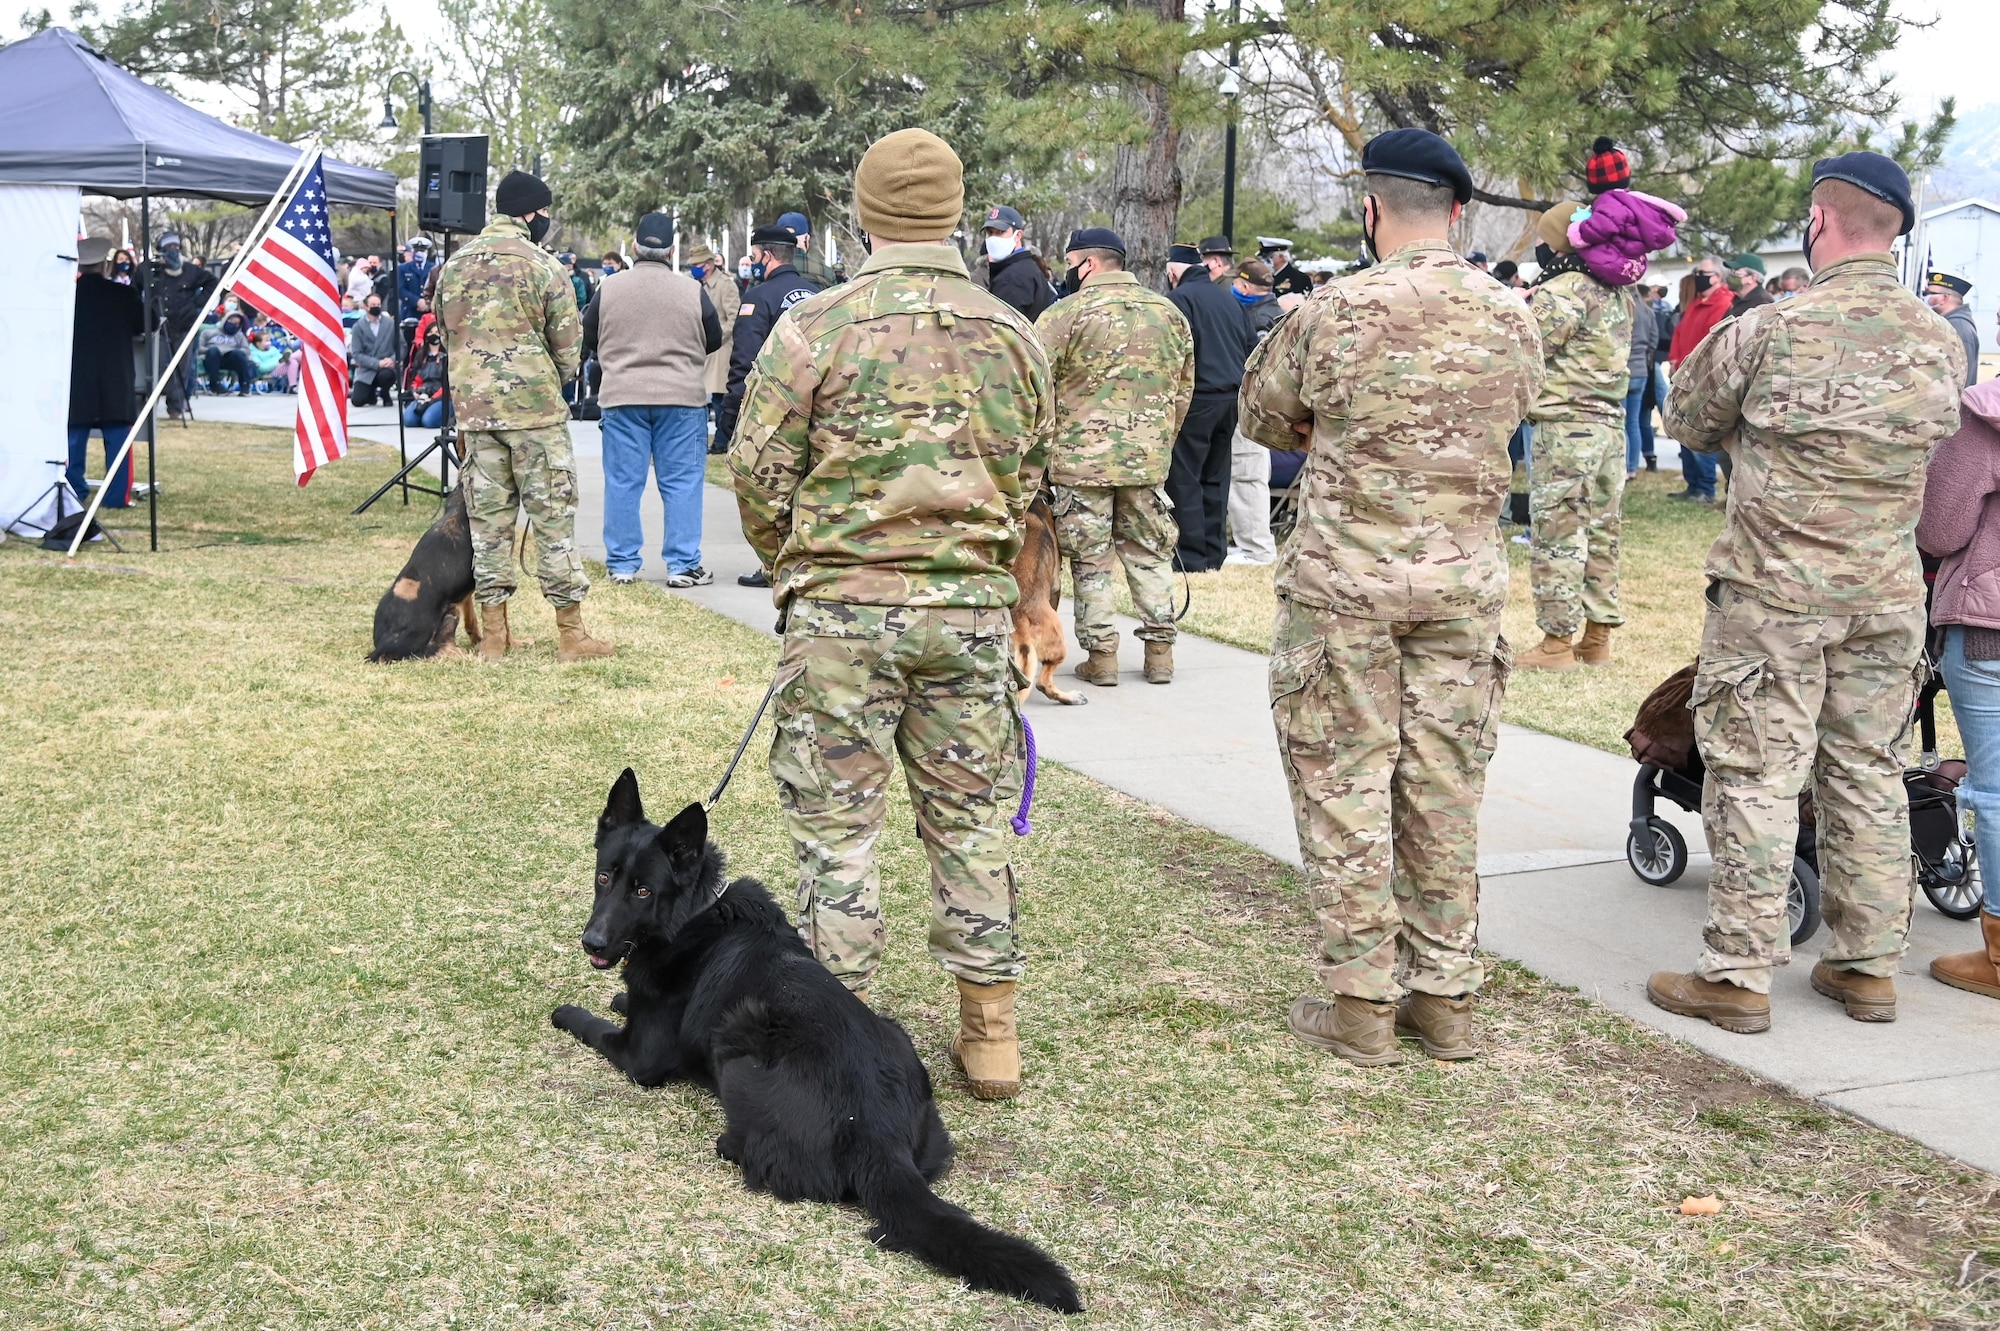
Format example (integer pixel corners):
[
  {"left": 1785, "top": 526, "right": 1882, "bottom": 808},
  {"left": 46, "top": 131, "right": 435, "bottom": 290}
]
[{"left": 551, "top": 770, "right": 1082, "bottom": 1314}]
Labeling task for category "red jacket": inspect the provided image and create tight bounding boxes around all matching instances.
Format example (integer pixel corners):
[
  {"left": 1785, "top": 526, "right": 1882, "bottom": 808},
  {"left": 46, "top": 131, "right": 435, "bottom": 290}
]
[{"left": 1667, "top": 284, "right": 1734, "bottom": 368}]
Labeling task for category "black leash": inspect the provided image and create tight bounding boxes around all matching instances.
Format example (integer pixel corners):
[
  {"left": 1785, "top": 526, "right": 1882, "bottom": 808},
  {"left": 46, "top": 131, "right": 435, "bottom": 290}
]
[
  {"left": 704, "top": 601, "right": 792, "bottom": 812},
  {"left": 1172, "top": 563, "right": 1194, "bottom": 623}
]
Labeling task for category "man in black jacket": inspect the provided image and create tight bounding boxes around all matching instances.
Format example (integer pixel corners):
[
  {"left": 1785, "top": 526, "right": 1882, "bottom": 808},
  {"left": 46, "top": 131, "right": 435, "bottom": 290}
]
[
  {"left": 68, "top": 237, "right": 144, "bottom": 508},
  {"left": 1165, "top": 242, "right": 1256, "bottom": 571},
  {"left": 141, "top": 230, "right": 216, "bottom": 421},
  {"left": 978, "top": 204, "right": 1054, "bottom": 320},
  {"left": 714, "top": 221, "right": 822, "bottom": 453},
  {"left": 716, "top": 220, "right": 822, "bottom": 587}
]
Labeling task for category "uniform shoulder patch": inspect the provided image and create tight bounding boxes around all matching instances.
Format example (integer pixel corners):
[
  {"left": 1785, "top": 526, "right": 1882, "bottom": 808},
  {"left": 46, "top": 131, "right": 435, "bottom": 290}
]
[
  {"left": 740, "top": 303, "right": 757, "bottom": 316},
  {"left": 780, "top": 289, "right": 811, "bottom": 310}
]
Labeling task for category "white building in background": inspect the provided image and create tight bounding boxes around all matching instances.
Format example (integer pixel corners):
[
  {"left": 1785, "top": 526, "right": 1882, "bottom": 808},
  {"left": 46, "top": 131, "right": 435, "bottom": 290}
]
[{"left": 1908, "top": 198, "right": 2000, "bottom": 339}]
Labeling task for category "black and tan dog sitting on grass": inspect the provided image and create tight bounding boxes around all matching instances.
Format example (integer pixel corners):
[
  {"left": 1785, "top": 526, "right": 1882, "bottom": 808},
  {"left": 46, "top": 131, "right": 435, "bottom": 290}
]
[
  {"left": 550, "top": 770, "right": 1083, "bottom": 1314},
  {"left": 366, "top": 490, "right": 480, "bottom": 662}
]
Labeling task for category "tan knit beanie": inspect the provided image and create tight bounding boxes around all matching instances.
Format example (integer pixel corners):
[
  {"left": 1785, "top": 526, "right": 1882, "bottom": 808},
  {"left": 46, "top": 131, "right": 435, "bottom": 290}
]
[
  {"left": 855, "top": 128, "right": 964, "bottom": 243},
  {"left": 1537, "top": 200, "right": 1581, "bottom": 254}
]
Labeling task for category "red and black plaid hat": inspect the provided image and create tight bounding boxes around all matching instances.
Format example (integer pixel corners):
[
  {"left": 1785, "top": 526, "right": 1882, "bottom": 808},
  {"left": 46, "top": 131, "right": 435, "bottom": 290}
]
[{"left": 1585, "top": 136, "right": 1630, "bottom": 193}]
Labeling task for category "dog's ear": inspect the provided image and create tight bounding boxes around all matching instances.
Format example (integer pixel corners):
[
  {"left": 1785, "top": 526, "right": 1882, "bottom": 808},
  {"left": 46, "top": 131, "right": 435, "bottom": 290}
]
[
  {"left": 657, "top": 801, "right": 708, "bottom": 867},
  {"left": 599, "top": 768, "right": 645, "bottom": 841}
]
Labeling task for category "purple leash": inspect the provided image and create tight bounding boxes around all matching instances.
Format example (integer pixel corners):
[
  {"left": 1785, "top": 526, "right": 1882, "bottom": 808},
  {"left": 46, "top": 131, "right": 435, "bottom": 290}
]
[{"left": 1011, "top": 716, "right": 1038, "bottom": 836}]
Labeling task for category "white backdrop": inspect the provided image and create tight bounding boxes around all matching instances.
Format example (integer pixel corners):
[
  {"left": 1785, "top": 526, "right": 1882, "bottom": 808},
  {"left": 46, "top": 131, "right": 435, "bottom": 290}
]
[{"left": 0, "top": 184, "right": 81, "bottom": 537}]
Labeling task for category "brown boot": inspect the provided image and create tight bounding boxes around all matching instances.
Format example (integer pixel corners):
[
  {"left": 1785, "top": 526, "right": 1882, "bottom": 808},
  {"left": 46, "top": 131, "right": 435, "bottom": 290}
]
[
  {"left": 1516, "top": 632, "right": 1578, "bottom": 672},
  {"left": 1575, "top": 621, "right": 1614, "bottom": 666},
  {"left": 1073, "top": 649, "right": 1119, "bottom": 687},
  {"left": 1143, "top": 640, "right": 1173, "bottom": 684},
  {"left": 475, "top": 601, "right": 511, "bottom": 662},
  {"left": 555, "top": 604, "right": 614, "bottom": 662},
  {"left": 949, "top": 978, "right": 1020, "bottom": 1099},
  {"left": 1287, "top": 994, "right": 1404, "bottom": 1066},
  {"left": 1810, "top": 960, "right": 1896, "bottom": 1022},
  {"left": 1931, "top": 911, "right": 2000, "bottom": 999},
  {"left": 1394, "top": 992, "right": 1478, "bottom": 1060},
  {"left": 1646, "top": 971, "right": 1771, "bottom": 1033}
]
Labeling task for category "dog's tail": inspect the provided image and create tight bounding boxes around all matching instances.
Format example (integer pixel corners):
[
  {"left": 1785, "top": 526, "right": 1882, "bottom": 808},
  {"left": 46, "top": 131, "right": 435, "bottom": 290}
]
[{"left": 855, "top": 1148, "right": 1082, "bottom": 1313}]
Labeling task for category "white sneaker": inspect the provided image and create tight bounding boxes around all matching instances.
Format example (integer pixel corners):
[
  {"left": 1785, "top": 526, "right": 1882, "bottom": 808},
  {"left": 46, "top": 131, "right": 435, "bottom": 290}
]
[
  {"left": 609, "top": 571, "right": 639, "bottom": 585},
  {"left": 664, "top": 567, "right": 714, "bottom": 588}
]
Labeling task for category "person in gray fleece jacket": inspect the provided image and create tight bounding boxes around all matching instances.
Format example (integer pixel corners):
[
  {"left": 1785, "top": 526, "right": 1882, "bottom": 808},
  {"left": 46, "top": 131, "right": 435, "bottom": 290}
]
[{"left": 1917, "top": 377, "right": 2000, "bottom": 999}]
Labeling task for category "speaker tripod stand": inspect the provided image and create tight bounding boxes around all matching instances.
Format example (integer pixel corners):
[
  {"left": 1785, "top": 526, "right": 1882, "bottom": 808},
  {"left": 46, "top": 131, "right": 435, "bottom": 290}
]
[
  {"left": 354, "top": 424, "right": 461, "bottom": 515},
  {"left": 8, "top": 459, "right": 123, "bottom": 551}
]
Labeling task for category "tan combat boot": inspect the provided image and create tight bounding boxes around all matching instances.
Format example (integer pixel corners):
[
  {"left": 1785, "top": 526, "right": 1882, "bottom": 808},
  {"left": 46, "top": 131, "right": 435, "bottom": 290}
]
[
  {"left": 1073, "top": 649, "right": 1119, "bottom": 687},
  {"left": 1646, "top": 971, "right": 1770, "bottom": 1033},
  {"left": 555, "top": 604, "right": 615, "bottom": 662},
  {"left": 1931, "top": 911, "right": 2000, "bottom": 999},
  {"left": 1516, "top": 632, "right": 1578, "bottom": 672},
  {"left": 1287, "top": 994, "right": 1404, "bottom": 1066},
  {"left": 1394, "top": 992, "right": 1479, "bottom": 1060},
  {"left": 475, "top": 601, "right": 511, "bottom": 663},
  {"left": 1143, "top": 640, "right": 1173, "bottom": 684},
  {"left": 1810, "top": 960, "right": 1896, "bottom": 1022},
  {"left": 949, "top": 978, "right": 1021, "bottom": 1099},
  {"left": 1575, "top": 621, "right": 1614, "bottom": 666}
]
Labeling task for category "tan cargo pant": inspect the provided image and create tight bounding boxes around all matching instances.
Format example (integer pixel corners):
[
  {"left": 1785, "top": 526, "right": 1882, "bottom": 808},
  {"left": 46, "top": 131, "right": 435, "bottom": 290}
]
[
  {"left": 1050, "top": 483, "right": 1178, "bottom": 653},
  {"left": 1529, "top": 419, "right": 1624, "bottom": 637},
  {"left": 1691, "top": 579, "right": 1924, "bottom": 992},
  {"left": 1269, "top": 597, "right": 1511, "bottom": 1001},
  {"left": 768, "top": 600, "right": 1025, "bottom": 989}
]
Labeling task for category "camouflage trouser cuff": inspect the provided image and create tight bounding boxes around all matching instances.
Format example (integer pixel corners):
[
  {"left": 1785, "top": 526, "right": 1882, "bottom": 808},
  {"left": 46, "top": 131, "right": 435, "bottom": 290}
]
[
  {"left": 474, "top": 590, "right": 513, "bottom": 606},
  {"left": 1133, "top": 622, "right": 1176, "bottom": 643},
  {"left": 941, "top": 958, "right": 1025, "bottom": 985}
]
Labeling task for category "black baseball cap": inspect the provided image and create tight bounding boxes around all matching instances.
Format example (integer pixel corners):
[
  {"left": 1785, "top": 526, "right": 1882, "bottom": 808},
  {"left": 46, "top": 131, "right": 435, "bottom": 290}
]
[
  {"left": 635, "top": 212, "right": 674, "bottom": 248},
  {"left": 983, "top": 205, "right": 1025, "bottom": 231}
]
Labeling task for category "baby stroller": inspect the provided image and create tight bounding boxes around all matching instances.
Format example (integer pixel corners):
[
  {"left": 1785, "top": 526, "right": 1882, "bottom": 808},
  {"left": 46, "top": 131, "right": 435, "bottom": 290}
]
[{"left": 1623, "top": 663, "right": 1982, "bottom": 948}]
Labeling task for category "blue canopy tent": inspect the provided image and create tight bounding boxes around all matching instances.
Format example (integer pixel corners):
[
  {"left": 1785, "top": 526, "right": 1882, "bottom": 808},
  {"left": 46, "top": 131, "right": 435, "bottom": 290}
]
[
  {"left": 0, "top": 27, "right": 400, "bottom": 548},
  {"left": 0, "top": 27, "right": 395, "bottom": 207}
]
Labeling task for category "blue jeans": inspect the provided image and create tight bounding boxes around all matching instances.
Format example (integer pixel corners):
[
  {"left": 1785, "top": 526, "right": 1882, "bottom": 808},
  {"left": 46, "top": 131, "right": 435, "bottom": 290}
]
[
  {"left": 600, "top": 403, "right": 708, "bottom": 575},
  {"left": 1938, "top": 626, "right": 2000, "bottom": 912},
  {"left": 403, "top": 399, "right": 446, "bottom": 429},
  {"left": 67, "top": 424, "right": 132, "bottom": 508},
  {"left": 1623, "top": 386, "right": 1647, "bottom": 473}
]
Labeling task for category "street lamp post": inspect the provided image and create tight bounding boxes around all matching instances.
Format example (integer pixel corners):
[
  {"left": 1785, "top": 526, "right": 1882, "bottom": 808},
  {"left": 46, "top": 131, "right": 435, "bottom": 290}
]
[
  {"left": 1219, "top": 0, "right": 1242, "bottom": 247},
  {"left": 378, "top": 71, "right": 433, "bottom": 137}
]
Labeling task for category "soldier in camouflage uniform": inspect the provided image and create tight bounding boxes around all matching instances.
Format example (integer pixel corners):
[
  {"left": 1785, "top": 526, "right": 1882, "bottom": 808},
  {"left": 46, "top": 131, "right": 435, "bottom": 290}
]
[
  {"left": 1649, "top": 154, "right": 1966, "bottom": 1033},
  {"left": 730, "top": 129, "right": 1052, "bottom": 1100},
  {"left": 1517, "top": 201, "right": 1636, "bottom": 671},
  {"left": 1240, "top": 129, "right": 1543, "bottom": 1066},
  {"left": 435, "top": 169, "right": 612, "bottom": 663},
  {"left": 1032, "top": 226, "right": 1194, "bottom": 687}
]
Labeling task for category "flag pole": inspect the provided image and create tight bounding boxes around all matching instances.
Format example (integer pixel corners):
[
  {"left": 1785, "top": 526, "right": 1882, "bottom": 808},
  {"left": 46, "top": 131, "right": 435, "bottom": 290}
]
[{"left": 67, "top": 139, "right": 322, "bottom": 557}]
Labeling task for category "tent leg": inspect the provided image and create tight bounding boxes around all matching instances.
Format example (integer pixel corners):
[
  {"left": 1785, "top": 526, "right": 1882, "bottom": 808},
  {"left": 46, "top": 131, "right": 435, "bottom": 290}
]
[{"left": 141, "top": 191, "right": 159, "bottom": 552}]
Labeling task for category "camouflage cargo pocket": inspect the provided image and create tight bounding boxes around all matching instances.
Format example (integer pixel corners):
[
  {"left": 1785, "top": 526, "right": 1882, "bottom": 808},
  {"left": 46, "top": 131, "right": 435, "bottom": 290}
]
[
  {"left": 767, "top": 661, "right": 825, "bottom": 800},
  {"left": 1690, "top": 654, "right": 1768, "bottom": 774},
  {"left": 1269, "top": 635, "right": 1330, "bottom": 760},
  {"left": 1476, "top": 634, "right": 1514, "bottom": 762}
]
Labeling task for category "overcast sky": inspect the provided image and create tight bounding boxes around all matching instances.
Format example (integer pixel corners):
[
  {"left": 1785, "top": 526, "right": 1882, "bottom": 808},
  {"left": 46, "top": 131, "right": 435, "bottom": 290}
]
[{"left": 1881, "top": 0, "right": 2000, "bottom": 118}]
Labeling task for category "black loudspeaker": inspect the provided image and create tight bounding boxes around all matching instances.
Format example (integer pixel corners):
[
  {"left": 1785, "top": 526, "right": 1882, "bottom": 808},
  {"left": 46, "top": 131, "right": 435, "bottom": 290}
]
[{"left": 418, "top": 134, "right": 489, "bottom": 235}]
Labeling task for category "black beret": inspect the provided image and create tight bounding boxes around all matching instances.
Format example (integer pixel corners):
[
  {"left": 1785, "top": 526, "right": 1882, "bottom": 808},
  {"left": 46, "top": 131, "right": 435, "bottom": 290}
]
[
  {"left": 1067, "top": 226, "right": 1125, "bottom": 256},
  {"left": 1361, "top": 128, "right": 1474, "bottom": 205},
  {"left": 1811, "top": 151, "right": 1915, "bottom": 235},
  {"left": 635, "top": 211, "right": 674, "bottom": 248},
  {"left": 494, "top": 170, "right": 552, "bottom": 216},
  {"left": 1197, "top": 234, "right": 1235, "bottom": 255},
  {"left": 751, "top": 222, "right": 799, "bottom": 247},
  {"left": 1167, "top": 243, "right": 1203, "bottom": 266}
]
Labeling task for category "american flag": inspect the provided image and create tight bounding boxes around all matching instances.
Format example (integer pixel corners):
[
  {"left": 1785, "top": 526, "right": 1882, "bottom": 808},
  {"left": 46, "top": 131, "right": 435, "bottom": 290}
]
[{"left": 230, "top": 155, "right": 351, "bottom": 485}]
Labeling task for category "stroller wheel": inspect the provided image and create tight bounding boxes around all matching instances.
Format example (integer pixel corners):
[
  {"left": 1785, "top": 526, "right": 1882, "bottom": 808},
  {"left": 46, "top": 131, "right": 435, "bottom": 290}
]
[
  {"left": 1627, "top": 817, "right": 1688, "bottom": 886},
  {"left": 1789, "top": 855, "right": 1823, "bottom": 948},
  {"left": 1920, "top": 841, "right": 1984, "bottom": 921}
]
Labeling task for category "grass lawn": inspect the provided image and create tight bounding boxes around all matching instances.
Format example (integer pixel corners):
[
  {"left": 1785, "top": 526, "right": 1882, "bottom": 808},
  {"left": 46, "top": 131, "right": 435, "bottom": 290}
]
[
  {"left": 3, "top": 424, "right": 1996, "bottom": 1329},
  {"left": 1126, "top": 469, "right": 1964, "bottom": 758}
]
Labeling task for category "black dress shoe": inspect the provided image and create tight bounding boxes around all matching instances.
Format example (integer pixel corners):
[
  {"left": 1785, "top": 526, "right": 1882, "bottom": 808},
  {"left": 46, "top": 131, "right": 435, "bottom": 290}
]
[{"left": 738, "top": 568, "right": 769, "bottom": 588}]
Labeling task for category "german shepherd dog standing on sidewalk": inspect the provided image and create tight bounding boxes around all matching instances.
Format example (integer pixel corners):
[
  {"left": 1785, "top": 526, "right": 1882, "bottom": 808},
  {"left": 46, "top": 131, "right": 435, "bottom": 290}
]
[{"left": 550, "top": 770, "right": 1083, "bottom": 1314}]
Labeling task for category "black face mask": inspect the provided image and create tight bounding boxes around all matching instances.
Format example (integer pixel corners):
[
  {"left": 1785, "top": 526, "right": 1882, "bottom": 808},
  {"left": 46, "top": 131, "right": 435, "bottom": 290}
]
[
  {"left": 1692, "top": 271, "right": 1715, "bottom": 293},
  {"left": 115, "top": 262, "right": 132, "bottom": 273},
  {"left": 527, "top": 214, "right": 552, "bottom": 244},
  {"left": 1063, "top": 263, "right": 1085, "bottom": 293},
  {"left": 1362, "top": 198, "right": 1380, "bottom": 263},
  {"left": 1801, "top": 213, "right": 1825, "bottom": 272}
]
